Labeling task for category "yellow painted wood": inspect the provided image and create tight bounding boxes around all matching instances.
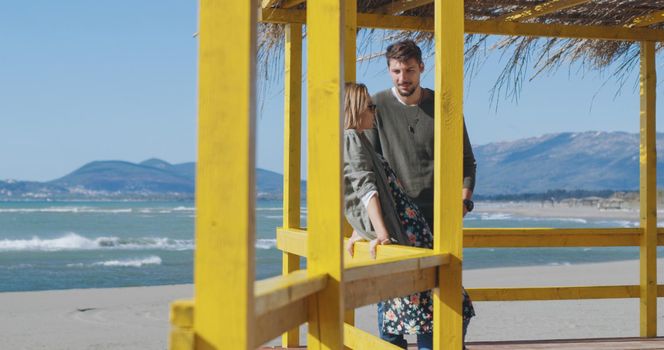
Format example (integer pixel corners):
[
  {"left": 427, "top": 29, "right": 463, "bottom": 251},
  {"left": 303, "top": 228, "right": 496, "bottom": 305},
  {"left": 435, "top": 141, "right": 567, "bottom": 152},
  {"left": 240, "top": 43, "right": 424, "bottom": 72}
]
[
  {"left": 630, "top": 10, "right": 664, "bottom": 28},
  {"left": 276, "top": 227, "right": 439, "bottom": 259},
  {"left": 464, "top": 19, "right": 664, "bottom": 42},
  {"left": 255, "top": 270, "right": 328, "bottom": 317},
  {"left": 468, "top": 285, "right": 641, "bottom": 302},
  {"left": 169, "top": 328, "right": 195, "bottom": 350},
  {"left": 281, "top": 252, "right": 301, "bottom": 346},
  {"left": 344, "top": 323, "right": 403, "bottom": 350},
  {"left": 283, "top": 24, "right": 302, "bottom": 232},
  {"left": 277, "top": 228, "right": 309, "bottom": 256},
  {"left": 464, "top": 228, "right": 642, "bottom": 247},
  {"left": 344, "top": 0, "right": 356, "bottom": 82},
  {"left": 640, "top": 40, "right": 657, "bottom": 338},
  {"left": 170, "top": 300, "right": 194, "bottom": 328},
  {"left": 195, "top": 1, "right": 256, "bottom": 349},
  {"left": 496, "top": 0, "right": 592, "bottom": 22},
  {"left": 433, "top": 0, "right": 465, "bottom": 348},
  {"left": 345, "top": 265, "right": 438, "bottom": 310},
  {"left": 373, "top": 0, "right": 434, "bottom": 15},
  {"left": 306, "top": 0, "right": 345, "bottom": 348},
  {"left": 259, "top": 9, "right": 664, "bottom": 42},
  {"left": 281, "top": 23, "right": 303, "bottom": 347},
  {"left": 342, "top": 0, "right": 357, "bottom": 249},
  {"left": 256, "top": 297, "right": 308, "bottom": 347},
  {"left": 169, "top": 300, "right": 194, "bottom": 350},
  {"left": 345, "top": 253, "right": 448, "bottom": 282}
]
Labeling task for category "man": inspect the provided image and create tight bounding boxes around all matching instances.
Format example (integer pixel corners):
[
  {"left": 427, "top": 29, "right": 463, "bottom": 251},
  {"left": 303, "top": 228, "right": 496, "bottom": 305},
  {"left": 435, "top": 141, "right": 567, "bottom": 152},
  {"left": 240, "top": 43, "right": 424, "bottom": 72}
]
[{"left": 365, "top": 39, "right": 476, "bottom": 350}]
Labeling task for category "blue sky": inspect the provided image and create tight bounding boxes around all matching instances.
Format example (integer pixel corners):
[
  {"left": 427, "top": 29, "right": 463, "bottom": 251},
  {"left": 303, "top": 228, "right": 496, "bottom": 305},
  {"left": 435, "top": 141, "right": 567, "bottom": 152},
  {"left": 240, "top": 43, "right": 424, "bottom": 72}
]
[{"left": 2, "top": 2, "right": 662, "bottom": 181}]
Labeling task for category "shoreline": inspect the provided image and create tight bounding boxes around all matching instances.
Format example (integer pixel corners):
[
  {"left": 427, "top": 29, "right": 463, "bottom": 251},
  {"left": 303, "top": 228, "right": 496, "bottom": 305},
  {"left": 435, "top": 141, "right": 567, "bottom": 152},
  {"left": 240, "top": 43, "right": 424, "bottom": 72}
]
[
  {"left": 6, "top": 258, "right": 664, "bottom": 349},
  {"left": 474, "top": 200, "right": 641, "bottom": 221}
]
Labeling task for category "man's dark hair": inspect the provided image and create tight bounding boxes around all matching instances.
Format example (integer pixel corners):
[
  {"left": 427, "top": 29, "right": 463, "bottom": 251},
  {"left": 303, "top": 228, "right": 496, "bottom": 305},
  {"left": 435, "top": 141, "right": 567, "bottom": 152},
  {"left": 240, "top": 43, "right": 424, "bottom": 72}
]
[{"left": 385, "top": 40, "right": 423, "bottom": 66}]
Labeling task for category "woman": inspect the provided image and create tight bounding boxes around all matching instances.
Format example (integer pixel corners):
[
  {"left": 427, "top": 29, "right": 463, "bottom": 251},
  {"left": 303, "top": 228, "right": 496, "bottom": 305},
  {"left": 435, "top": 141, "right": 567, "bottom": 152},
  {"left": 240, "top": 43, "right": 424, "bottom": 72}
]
[{"left": 342, "top": 82, "right": 474, "bottom": 350}]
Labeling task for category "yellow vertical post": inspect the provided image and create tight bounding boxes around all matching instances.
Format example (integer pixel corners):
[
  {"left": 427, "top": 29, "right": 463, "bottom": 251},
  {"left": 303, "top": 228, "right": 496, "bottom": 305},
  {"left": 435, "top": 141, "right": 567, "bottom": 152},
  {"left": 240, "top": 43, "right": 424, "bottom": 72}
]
[
  {"left": 343, "top": 1, "right": 357, "bottom": 344},
  {"left": 193, "top": 0, "right": 256, "bottom": 349},
  {"left": 281, "top": 23, "right": 303, "bottom": 348},
  {"left": 639, "top": 40, "right": 657, "bottom": 338},
  {"left": 433, "top": 0, "right": 464, "bottom": 349},
  {"left": 307, "top": 0, "right": 345, "bottom": 348},
  {"left": 344, "top": 0, "right": 356, "bottom": 83}
]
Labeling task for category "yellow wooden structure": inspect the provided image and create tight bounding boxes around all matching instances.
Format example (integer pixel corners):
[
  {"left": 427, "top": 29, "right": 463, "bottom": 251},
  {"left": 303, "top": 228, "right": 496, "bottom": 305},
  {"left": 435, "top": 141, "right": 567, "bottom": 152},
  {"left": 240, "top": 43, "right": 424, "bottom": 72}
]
[{"left": 170, "top": 0, "right": 662, "bottom": 349}]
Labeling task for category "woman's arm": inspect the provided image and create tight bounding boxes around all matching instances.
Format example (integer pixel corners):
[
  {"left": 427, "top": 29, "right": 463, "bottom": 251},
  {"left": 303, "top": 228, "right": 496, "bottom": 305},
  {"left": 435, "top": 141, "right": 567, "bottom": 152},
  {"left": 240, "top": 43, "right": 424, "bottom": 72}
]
[{"left": 365, "top": 194, "right": 391, "bottom": 258}]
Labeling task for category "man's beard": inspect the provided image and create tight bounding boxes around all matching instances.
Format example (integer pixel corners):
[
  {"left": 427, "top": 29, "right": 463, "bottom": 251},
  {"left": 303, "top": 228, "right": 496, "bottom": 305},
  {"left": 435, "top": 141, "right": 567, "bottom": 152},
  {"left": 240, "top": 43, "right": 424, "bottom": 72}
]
[{"left": 397, "top": 84, "right": 417, "bottom": 97}]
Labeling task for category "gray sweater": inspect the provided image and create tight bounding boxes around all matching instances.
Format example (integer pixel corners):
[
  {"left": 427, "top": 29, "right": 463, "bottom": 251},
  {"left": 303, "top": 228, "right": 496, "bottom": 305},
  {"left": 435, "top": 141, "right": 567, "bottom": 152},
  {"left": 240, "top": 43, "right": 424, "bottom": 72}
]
[
  {"left": 343, "top": 129, "right": 409, "bottom": 245},
  {"left": 365, "top": 88, "right": 477, "bottom": 226}
]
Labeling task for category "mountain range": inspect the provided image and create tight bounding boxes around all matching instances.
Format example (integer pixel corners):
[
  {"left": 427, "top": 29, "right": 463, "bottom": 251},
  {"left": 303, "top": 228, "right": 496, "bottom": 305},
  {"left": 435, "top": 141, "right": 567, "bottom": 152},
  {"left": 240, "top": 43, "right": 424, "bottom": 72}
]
[{"left": 0, "top": 131, "right": 661, "bottom": 200}]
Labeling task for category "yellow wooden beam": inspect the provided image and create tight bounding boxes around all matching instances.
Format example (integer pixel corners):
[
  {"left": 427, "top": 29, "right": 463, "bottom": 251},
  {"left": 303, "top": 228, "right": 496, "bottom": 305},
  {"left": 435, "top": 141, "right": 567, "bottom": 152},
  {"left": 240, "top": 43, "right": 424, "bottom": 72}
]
[
  {"left": 170, "top": 300, "right": 194, "bottom": 328},
  {"left": 282, "top": 0, "right": 305, "bottom": 9},
  {"left": 169, "top": 300, "right": 194, "bottom": 350},
  {"left": 464, "top": 228, "right": 642, "bottom": 247},
  {"left": 345, "top": 265, "right": 438, "bottom": 310},
  {"left": 639, "top": 40, "right": 658, "bottom": 338},
  {"left": 344, "top": 323, "right": 403, "bottom": 350},
  {"left": 433, "top": 0, "right": 465, "bottom": 348},
  {"left": 277, "top": 227, "right": 440, "bottom": 259},
  {"left": 255, "top": 297, "right": 308, "bottom": 347},
  {"left": 282, "top": 24, "right": 302, "bottom": 233},
  {"left": 630, "top": 10, "right": 664, "bottom": 28},
  {"left": 495, "top": 0, "right": 592, "bottom": 22},
  {"left": 345, "top": 252, "right": 448, "bottom": 282},
  {"left": 259, "top": 8, "right": 664, "bottom": 42},
  {"left": 373, "top": 0, "right": 434, "bottom": 15},
  {"left": 306, "top": 0, "right": 345, "bottom": 347},
  {"left": 468, "top": 285, "right": 641, "bottom": 302},
  {"left": 345, "top": 0, "right": 357, "bottom": 82},
  {"left": 255, "top": 270, "right": 328, "bottom": 317},
  {"left": 465, "top": 19, "right": 664, "bottom": 42},
  {"left": 195, "top": 0, "right": 256, "bottom": 349},
  {"left": 169, "top": 328, "right": 194, "bottom": 350},
  {"left": 281, "top": 23, "right": 303, "bottom": 348}
]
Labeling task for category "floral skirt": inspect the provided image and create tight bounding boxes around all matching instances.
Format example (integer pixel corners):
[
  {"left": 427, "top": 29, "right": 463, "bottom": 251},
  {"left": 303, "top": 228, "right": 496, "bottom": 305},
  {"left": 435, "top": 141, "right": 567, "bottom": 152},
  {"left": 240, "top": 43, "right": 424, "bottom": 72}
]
[{"left": 379, "top": 157, "right": 475, "bottom": 335}]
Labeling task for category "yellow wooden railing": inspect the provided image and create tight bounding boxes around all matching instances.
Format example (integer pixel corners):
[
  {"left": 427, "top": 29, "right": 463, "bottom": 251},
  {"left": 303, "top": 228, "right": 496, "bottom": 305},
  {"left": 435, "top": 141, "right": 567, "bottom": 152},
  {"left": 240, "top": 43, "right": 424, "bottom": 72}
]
[{"left": 169, "top": 0, "right": 659, "bottom": 349}]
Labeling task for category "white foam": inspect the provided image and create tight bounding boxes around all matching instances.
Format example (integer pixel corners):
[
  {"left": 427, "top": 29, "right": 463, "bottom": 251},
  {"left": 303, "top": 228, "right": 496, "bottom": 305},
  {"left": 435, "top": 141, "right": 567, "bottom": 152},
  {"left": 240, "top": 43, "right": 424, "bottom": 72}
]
[
  {"left": 0, "top": 233, "right": 194, "bottom": 251},
  {"left": 0, "top": 207, "right": 132, "bottom": 214},
  {"left": 256, "top": 238, "right": 277, "bottom": 250},
  {"left": 93, "top": 256, "right": 162, "bottom": 267},
  {"left": 256, "top": 207, "right": 283, "bottom": 212},
  {"left": 172, "top": 206, "right": 195, "bottom": 212}
]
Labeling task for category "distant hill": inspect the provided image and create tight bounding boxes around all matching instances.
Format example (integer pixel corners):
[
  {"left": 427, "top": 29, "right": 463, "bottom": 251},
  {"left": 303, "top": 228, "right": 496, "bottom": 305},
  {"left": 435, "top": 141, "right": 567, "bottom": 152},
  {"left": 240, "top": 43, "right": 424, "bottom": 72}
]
[
  {"left": 0, "top": 159, "right": 301, "bottom": 200},
  {"left": 473, "top": 131, "right": 664, "bottom": 196},
  {"left": 1, "top": 131, "right": 661, "bottom": 200}
]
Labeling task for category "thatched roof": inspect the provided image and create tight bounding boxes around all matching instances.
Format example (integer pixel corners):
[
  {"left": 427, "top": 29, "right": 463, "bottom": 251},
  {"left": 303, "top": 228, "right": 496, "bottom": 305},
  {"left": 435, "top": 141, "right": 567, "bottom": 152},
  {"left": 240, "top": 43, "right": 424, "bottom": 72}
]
[{"left": 258, "top": 1, "right": 664, "bottom": 99}]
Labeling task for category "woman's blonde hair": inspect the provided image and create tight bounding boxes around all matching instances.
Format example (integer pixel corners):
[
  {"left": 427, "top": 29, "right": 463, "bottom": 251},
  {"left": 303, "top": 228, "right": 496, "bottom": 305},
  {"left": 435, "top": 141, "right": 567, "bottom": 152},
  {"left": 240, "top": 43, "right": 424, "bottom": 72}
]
[{"left": 344, "top": 82, "right": 371, "bottom": 130}]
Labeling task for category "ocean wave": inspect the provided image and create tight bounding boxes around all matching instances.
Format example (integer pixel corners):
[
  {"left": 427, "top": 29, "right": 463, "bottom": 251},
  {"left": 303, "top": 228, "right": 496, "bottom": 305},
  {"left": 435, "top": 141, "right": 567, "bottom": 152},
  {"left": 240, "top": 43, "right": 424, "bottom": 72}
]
[
  {"left": 0, "top": 233, "right": 194, "bottom": 251},
  {"left": 256, "top": 238, "right": 277, "bottom": 250},
  {"left": 0, "top": 207, "right": 132, "bottom": 214},
  {"left": 67, "top": 256, "right": 162, "bottom": 268},
  {"left": 94, "top": 256, "right": 162, "bottom": 267}
]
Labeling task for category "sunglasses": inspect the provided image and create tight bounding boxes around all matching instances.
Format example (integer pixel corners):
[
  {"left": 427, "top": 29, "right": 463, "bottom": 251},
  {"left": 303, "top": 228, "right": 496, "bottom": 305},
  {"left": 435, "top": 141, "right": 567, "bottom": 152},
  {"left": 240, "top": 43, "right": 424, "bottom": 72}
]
[{"left": 367, "top": 104, "right": 377, "bottom": 112}]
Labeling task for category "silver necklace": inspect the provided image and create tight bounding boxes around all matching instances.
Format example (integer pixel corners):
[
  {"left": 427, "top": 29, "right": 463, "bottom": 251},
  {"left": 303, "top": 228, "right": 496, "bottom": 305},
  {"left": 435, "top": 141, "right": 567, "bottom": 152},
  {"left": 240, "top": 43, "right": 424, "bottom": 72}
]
[{"left": 407, "top": 89, "right": 424, "bottom": 134}]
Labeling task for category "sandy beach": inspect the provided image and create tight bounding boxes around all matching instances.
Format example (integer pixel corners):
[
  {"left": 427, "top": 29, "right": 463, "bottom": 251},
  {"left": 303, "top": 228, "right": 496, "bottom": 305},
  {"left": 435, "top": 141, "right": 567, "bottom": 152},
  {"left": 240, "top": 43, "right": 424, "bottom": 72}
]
[
  {"left": 475, "top": 201, "right": 642, "bottom": 221},
  {"left": 4, "top": 258, "right": 664, "bottom": 349}
]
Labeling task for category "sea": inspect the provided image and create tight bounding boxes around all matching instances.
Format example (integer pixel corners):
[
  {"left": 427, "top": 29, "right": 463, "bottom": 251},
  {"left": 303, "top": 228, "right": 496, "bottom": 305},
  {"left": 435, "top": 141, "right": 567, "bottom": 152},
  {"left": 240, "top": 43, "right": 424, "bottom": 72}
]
[{"left": 0, "top": 200, "right": 653, "bottom": 292}]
